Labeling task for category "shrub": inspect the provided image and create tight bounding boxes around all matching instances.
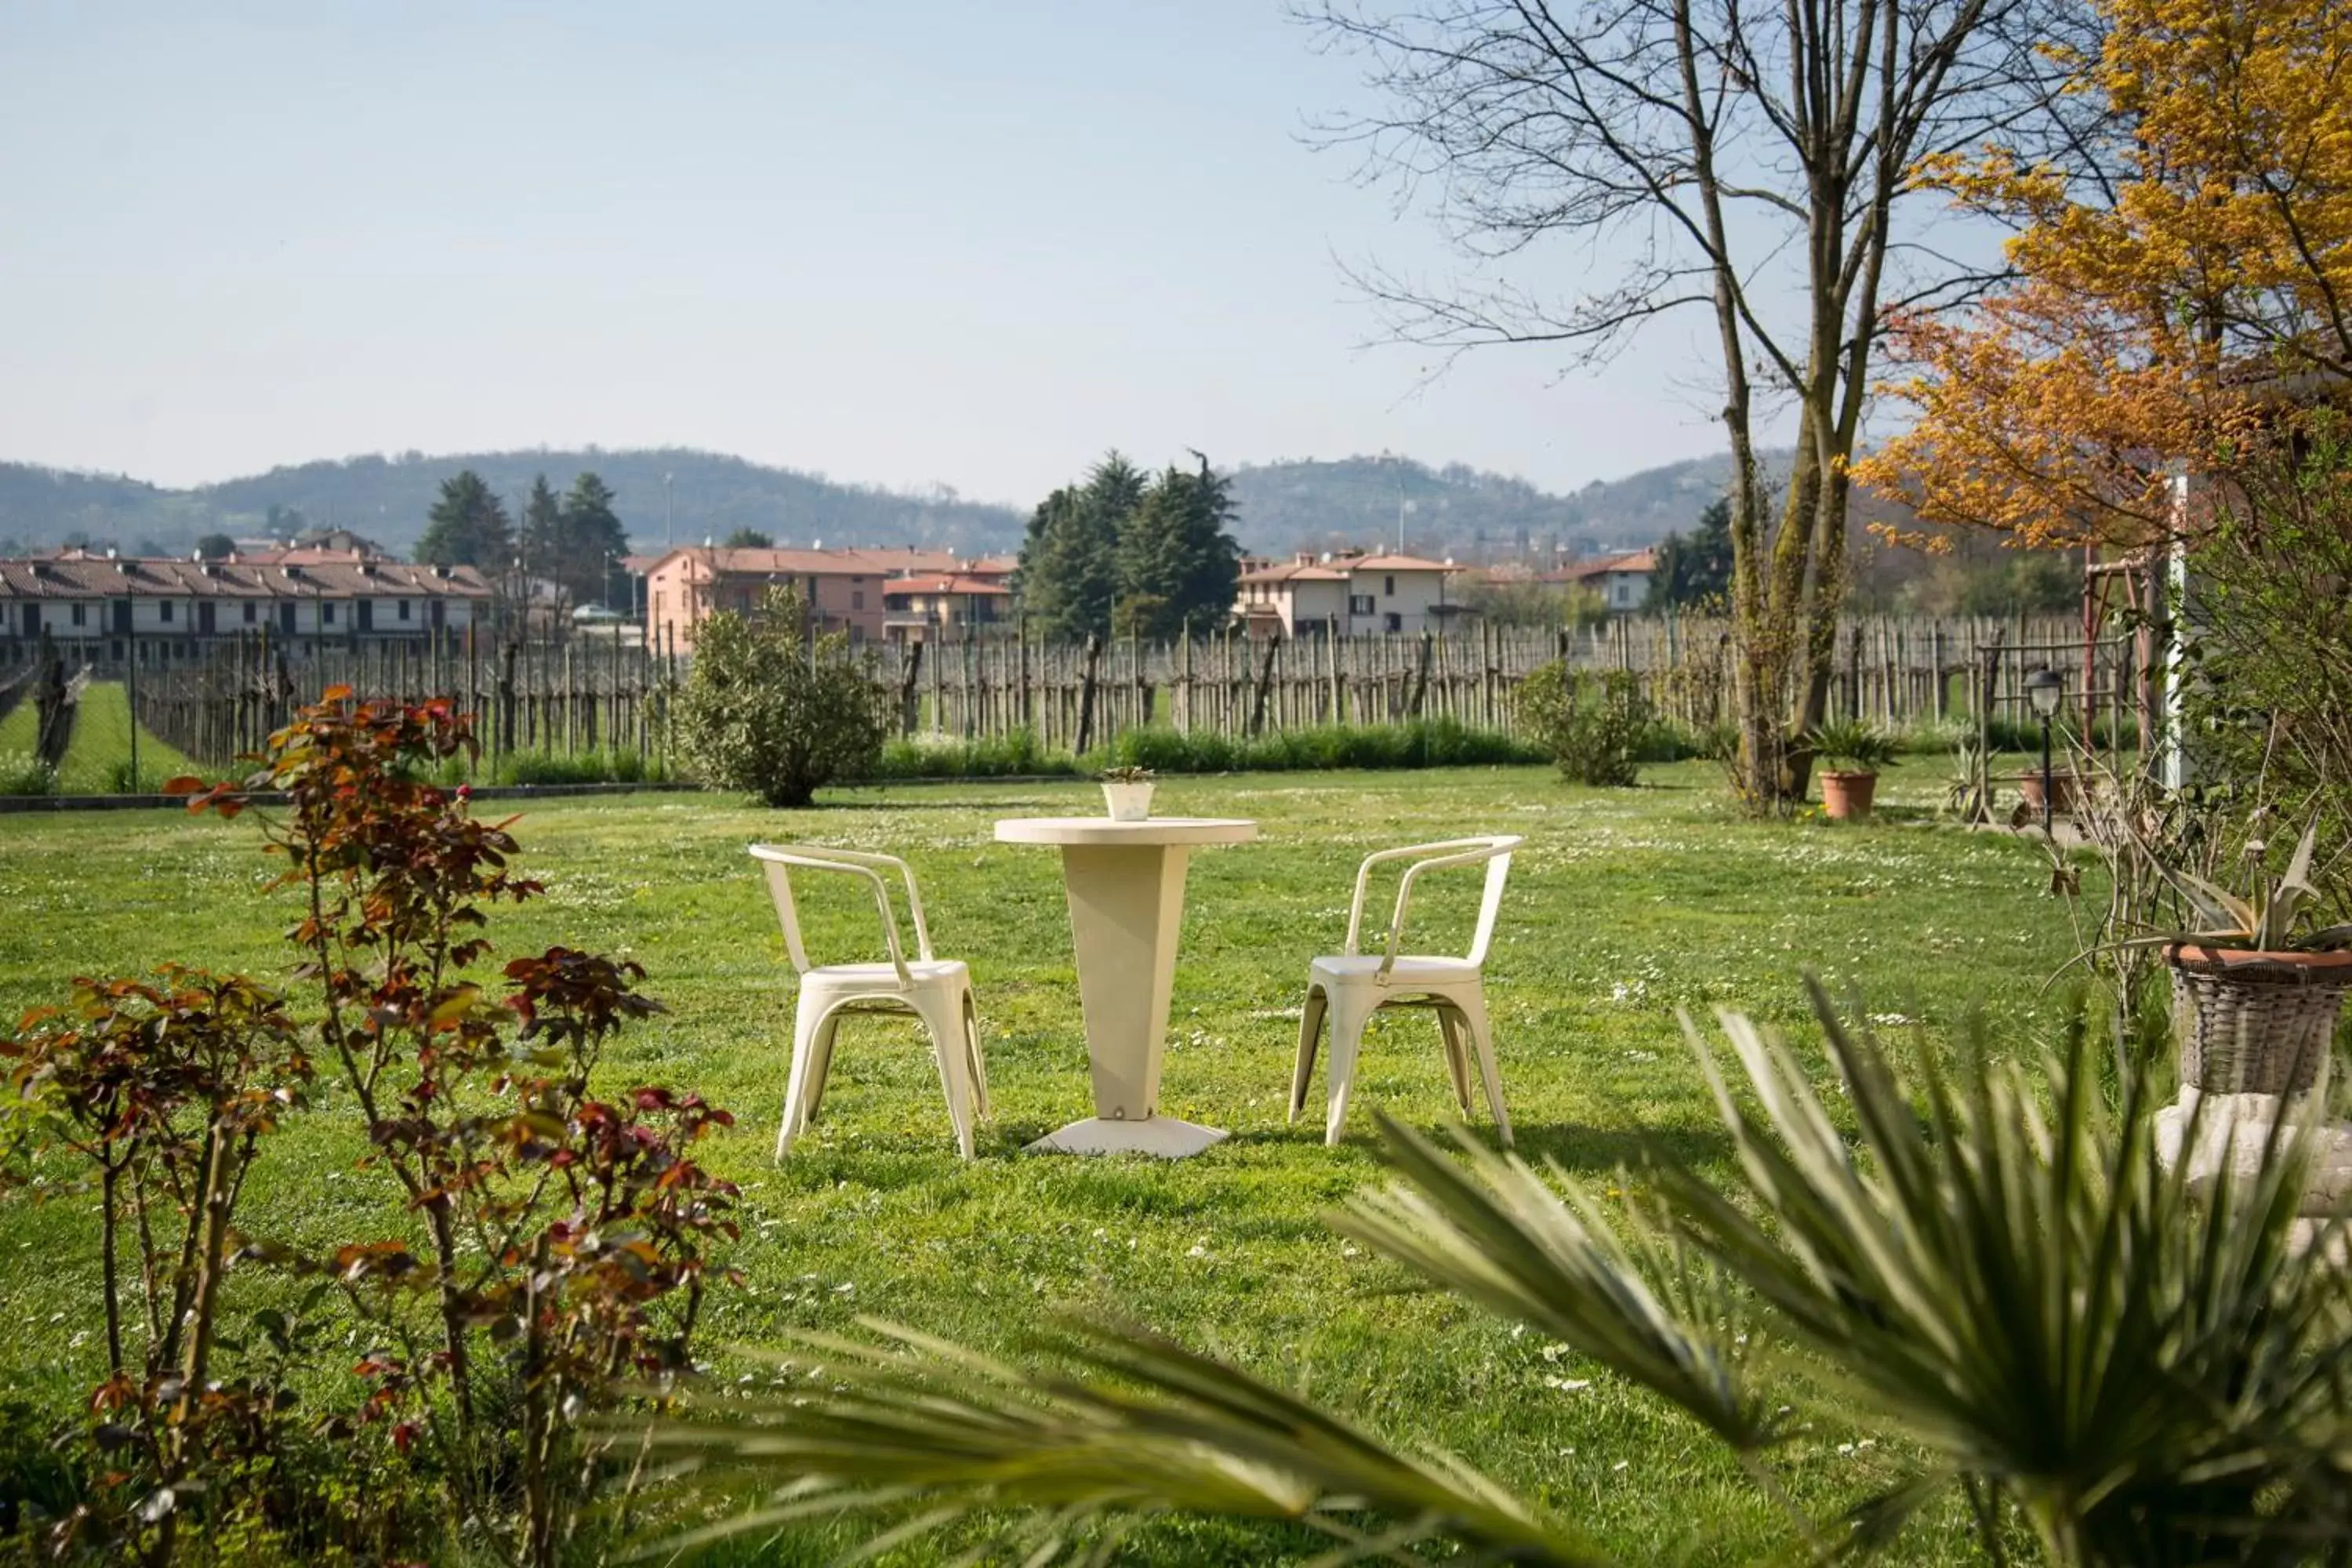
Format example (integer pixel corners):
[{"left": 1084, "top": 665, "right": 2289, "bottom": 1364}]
[
  {"left": 1513, "top": 662, "right": 1651, "bottom": 786},
  {"left": 674, "top": 586, "right": 888, "bottom": 807},
  {"left": 0, "top": 750, "right": 55, "bottom": 797},
  {"left": 0, "top": 692, "right": 739, "bottom": 1564}
]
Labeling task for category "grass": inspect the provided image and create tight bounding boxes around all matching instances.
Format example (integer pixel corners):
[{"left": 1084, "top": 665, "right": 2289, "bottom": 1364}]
[
  {"left": 0, "top": 760, "right": 2079, "bottom": 1563},
  {"left": 0, "top": 681, "right": 204, "bottom": 794}
]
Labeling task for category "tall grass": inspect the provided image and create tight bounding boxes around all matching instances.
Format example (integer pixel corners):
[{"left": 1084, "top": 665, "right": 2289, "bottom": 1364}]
[
  {"left": 0, "top": 751, "right": 56, "bottom": 797},
  {"left": 862, "top": 720, "right": 1546, "bottom": 782}
]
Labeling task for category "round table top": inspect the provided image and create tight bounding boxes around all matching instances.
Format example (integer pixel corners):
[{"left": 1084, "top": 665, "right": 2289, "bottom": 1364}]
[{"left": 993, "top": 815, "right": 1259, "bottom": 848}]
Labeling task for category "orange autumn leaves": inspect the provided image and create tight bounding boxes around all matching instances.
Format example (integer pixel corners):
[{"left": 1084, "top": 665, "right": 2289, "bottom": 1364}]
[{"left": 1859, "top": 0, "right": 2352, "bottom": 549}]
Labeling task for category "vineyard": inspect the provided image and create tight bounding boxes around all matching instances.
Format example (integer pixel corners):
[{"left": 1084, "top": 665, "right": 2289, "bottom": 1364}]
[{"left": 1, "top": 608, "right": 2154, "bottom": 789}]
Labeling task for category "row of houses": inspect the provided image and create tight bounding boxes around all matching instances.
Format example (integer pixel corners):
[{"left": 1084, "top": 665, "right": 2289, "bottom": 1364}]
[
  {"left": 0, "top": 536, "right": 1664, "bottom": 666},
  {"left": 0, "top": 546, "right": 493, "bottom": 665}
]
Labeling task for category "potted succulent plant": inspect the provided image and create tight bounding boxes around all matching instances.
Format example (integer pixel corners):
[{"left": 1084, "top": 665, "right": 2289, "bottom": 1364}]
[
  {"left": 1807, "top": 719, "right": 1898, "bottom": 821},
  {"left": 1099, "top": 764, "right": 1156, "bottom": 822},
  {"left": 2125, "top": 820, "right": 2352, "bottom": 1094}
]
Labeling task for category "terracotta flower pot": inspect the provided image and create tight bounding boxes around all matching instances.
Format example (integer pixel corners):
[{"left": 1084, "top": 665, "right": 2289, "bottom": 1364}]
[
  {"left": 2165, "top": 944, "right": 2352, "bottom": 1094},
  {"left": 1819, "top": 769, "right": 1878, "bottom": 821}
]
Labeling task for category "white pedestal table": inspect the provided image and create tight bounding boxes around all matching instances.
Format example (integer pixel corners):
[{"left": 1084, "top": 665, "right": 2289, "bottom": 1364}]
[{"left": 992, "top": 815, "right": 1258, "bottom": 1156}]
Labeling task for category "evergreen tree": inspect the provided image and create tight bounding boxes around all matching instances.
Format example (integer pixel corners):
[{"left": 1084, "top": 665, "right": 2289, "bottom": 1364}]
[
  {"left": 416, "top": 470, "right": 514, "bottom": 568},
  {"left": 557, "top": 471, "right": 630, "bottom": 608},
  {"left": 1114, "top": 455, "right": 1243, "bottom": 641},
  {"left": 1647, "top": 497, "right": 1735, "bottom": 610},
  {"left": 723, "top": 528, "right": 775, "bottom": 549},
  {"left": 194, "top": 532, "right": 238, "bottom": 560},
  {"left": 1016, "top": 452, "right": 1141, "bottom": 641},
  {"left": 521, "top": 474, "right": 563, "bottom": 579}
]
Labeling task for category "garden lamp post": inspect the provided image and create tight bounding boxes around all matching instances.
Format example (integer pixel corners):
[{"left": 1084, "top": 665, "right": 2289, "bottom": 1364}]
[{"left": 2025, "top": 666, "right": 2064, "bottom": 836}]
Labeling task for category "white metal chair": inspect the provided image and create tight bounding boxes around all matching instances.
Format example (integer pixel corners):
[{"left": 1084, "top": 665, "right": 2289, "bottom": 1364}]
[
  {"left": 749, "top": 844, "right": 989, "bottom": 1160},
  {"left": 1287, "top": 835, "right": 1523, "bottom": 1148}
]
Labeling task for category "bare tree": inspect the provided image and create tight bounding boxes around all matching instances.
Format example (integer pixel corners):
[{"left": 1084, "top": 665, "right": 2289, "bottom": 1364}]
[{"left": 1298, "top": 0, "right": 2094, "bottom": 804}]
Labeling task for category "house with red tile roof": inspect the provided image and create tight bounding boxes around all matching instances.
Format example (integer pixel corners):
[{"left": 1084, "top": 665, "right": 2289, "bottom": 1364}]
[
  {"left": 1234, "top": 550, "right": 1464, "bottom": 637},
  {"left": 1548, "top": 548, "right": 1658, "bottom": 613},
  {"left": 637, "top": 545, "right": 1016, "bottom": 649},
  {"left": 0, "top": 550, "right": 492, "bottom": 666}
]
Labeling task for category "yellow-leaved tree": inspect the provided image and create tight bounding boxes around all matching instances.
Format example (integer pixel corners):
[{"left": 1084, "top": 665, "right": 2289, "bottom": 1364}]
[{"left": 1859, "top": 0, "right": 2352, "bottom": 547}]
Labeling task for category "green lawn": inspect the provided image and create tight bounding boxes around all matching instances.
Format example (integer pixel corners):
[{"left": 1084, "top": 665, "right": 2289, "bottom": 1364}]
[
  {"left": 0, "top": 761, "right": 2078, "bottom": 1563},
  {"left": 0, "top": 680, "right": 201, "bottom": 793}
]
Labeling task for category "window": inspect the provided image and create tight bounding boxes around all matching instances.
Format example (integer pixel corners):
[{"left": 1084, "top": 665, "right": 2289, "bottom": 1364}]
[
  {"left": 71, "top": 604, "right": 86, "bottom": 627},
  {"left": 1348, "top": 594, "right": 1375, "bottom": 616},
  {"left": 280, "top": 603, "right": 296, "bottom": 633},
  {"left": 1385, "top": 612, "right": 1403, "bottom": 633},
  {"left": 1385, "top": 575, "right": 1396, "bottom": 596},
  {"left": 397, "top": 598, "right": 411, "bottom": 621},
  {"left": 159, "top": 600, "right": 175, "bottom": 623},
  {"left": 322, "top": 601, "right": 336, "bottom": 625},
  {"left": 242, "top": 603, "right": 256, "bottom": 623},
  {"left": 851, "top": 590, "right": 865, "bottom": 610}
]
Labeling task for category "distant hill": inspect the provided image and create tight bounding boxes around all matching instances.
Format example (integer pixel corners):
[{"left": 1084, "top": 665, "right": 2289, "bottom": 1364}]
[
  {"left": 0, "top": 448, "right": 1032, "bottom": 561},
  {"left": 0, "top": 444, "right": 1775, "bottom": 565},
  {"left": 1226, "top": 450, "right": 1776, "bottom": 561}
]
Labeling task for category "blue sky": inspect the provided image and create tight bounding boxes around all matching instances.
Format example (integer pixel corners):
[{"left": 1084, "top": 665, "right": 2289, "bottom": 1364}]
[{"left": 1, "top": 1, "right": 1753, "bottom": 503}]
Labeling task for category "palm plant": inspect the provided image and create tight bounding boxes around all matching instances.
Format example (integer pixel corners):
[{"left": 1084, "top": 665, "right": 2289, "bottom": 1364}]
[{"left": 641, "top": 987, "right": 2352, "bottom": 1566}]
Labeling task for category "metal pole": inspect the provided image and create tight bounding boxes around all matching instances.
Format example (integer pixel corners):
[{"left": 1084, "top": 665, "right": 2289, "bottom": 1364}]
[{"left": 2040, "top": 714, "right": 2054, "bottom": 838}]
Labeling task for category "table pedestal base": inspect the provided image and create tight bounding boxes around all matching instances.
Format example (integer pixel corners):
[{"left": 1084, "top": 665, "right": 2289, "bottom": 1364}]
[{"left": 1024, "top": 1116, "right": 1229, "bottom": 1159}]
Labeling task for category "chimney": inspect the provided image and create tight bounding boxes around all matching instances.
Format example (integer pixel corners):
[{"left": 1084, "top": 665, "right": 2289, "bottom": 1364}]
[{"left": 1295, "top": 551, "right": 1316, "bottom": 566}]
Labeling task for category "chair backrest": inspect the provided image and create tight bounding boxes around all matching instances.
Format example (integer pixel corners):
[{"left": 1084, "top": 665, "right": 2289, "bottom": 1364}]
[
  {"left": 747, "top": 844, "right": 935, "bottom": 988},
  {"left": 1343, "top": 835, "right": 1523, "bottom": 975}
]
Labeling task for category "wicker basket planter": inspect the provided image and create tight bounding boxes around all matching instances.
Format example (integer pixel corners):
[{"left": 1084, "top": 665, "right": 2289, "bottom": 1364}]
[{"left": 2166, "top": 944, "right": 2352, "bottom": 1094}]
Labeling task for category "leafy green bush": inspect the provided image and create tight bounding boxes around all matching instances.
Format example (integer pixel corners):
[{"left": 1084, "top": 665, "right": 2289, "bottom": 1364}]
[
  {"left": 674, "top": 586, "right": 890, "bottom": 807},
  {"left": 0, "top": 750, "right": 56, "bottom": 797},
  {"left": 1512, "top": 662, "right": 1651, "bottom": 786}
]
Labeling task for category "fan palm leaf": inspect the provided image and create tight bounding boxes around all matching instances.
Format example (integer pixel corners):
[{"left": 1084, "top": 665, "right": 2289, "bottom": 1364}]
[{"left": 640, "top": 986, "right": 2352, "bottom": 1566}]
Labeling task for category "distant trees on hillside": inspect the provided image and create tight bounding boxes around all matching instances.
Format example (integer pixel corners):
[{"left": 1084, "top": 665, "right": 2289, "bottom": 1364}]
[
  {"left": 1018, "top": 452, "right": 1243, "bottom": 641},
  {"left": 419, "top": 467, "right": 630, "bottom": 606},
  {"left": 723, "top": 528, "right": 775, "bottom": 548},
  {"left": 416, "top": 471, "right": 514, "bottom": 569}
]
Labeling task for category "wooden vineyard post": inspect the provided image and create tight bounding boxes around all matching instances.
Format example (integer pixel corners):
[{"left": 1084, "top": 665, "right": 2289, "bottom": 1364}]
[
  {"left": 898, "top": 641, "right": 924, "bottom": 739},
  {"left": 1248, "top": 635, "right": 1278, "bottom": 737},
  {"left": 1408, "top": 630, "right": 1432, "bottom": 718},
  {"left": 1075, "top": 633, "right": 1102, "bottom": 756}
]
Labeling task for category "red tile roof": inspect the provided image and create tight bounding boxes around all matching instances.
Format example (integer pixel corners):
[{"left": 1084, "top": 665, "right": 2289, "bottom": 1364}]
[
  {"left": 1552, "top": 549, "right": 1658, "bottom": 583},
  {"left": 883, "top": 574, "right": 1011, "bottom": 597},
  {"left": 0, "top": 556, "right": 492, "bottom": 600}
]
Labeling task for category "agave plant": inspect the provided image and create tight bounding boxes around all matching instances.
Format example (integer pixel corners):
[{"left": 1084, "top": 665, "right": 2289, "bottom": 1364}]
[
  {"left": 638, "top": 989, "right": 2352, "bottom": 1566},
  {"left": 2137, "top": 818, "right": 2352, "bottom": 954}
]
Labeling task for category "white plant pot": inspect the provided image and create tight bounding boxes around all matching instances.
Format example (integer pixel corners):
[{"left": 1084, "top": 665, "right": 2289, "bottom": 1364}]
[{"left": 1102, "top": 782, "right": 1154, "bottom": 822}]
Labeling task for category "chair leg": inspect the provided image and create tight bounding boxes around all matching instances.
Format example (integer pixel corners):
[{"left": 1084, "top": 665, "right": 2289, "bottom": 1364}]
[
  {"left": 1436, "top": 1006, "right": 1474, "bottom": 1116},
  {"left": 961, "top": 988, "right": 991, "bottom": 1123},
  {"left": 1288, "top": 985, "right": 1328, "bottom": 1125},
  {"left": 777, "top": 1000, "right": 835, "bottom": 1161},
  {"left": 1454, "top": 989, "right": 1512, "bottom": 1149},
  {"left": 1322, "top": 991, "right": 1380, "bottom": 1147},
  {"left": 801, "top": 1013, "right": 842, "bottom": 1130},
  {"left": 913, "top": 991, "right": 979, "bottom": 1160}
]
